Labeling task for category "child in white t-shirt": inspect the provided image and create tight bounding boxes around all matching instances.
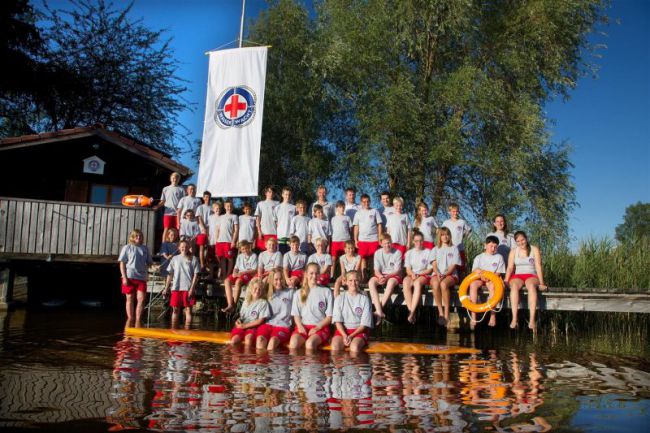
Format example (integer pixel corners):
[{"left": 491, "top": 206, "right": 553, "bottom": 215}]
[
  {"left": 442, "top": 202, "right": 472, "bottom": 270},
  {"left": 469, "top": 235, "right": 505, "bottom": 329},
  {"left": 333, "top": 240, "right": 361, "bottom": 297}
]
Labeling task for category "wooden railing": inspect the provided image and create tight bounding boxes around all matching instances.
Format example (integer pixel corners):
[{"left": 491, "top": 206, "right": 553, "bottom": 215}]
[{"left": 0, "top": 197, "right": 155, "bottom": 262}]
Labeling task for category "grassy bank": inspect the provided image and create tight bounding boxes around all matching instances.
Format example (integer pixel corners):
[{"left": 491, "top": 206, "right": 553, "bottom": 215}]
[{"left": 464, "top": 236, "right": 650, "bottom": 292}]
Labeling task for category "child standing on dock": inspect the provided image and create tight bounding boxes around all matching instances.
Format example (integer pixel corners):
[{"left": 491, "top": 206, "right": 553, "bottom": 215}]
[
  {"left": 195, "top": 191, "right": 212, "bottom": 271},
  {"left": 157, "top": 172, "right": 185, "bottom": 242},
  {"left": 353, "top": 194, "right": 383, "bottom": 282},
  {"left": 469, "top": 235, "right": 506, "bottom": 329},
  {"left": 283, "top": 236, "right": 307, "bottom": 289},
  {"left": 330, "top": 201, "right": 353, "bottom": 264},
  {"left": 256, "top": 271, "right": 295, "bottom": 350},
  {"left": 430, "top": 226, "right": 462, "bottom": 327},
  {"left": 413, "top": 202, "right": 438, "bottom": 250},
  {"left": 255, "top": 186, "right": 278, "bottom": 252},
  {"left": 118, "top": 229, "right": 153, "bottom": 327},
  {"left": 238, "top": 202, "right": 257, "bottom": 244},
  {"left": 488, "top": 214, "right": 516, "bottom": 265},
  {"left": 215, "top": 200, "right": 239, "bottom": 279},
  {"left": 442, "top": 203, "right": 472, "bottom": 271},
  {"left": 207, "top": 201, "right": 222, "bottom": 276},
  {"left": 289, "top": 263, "right": 334, "bottom": 351},
  {"left": 176, "top": 184, "right": 202, "bottom": 227},
  {"left": 385, "top": 197, "right": 411, "bottom": 256},
  {"left": 308, "top": 205, "right": 331, "bottom": 254},
  {"left": 230, "top": 278, "right": 271, "bottom": 346},
  {"left": 222, "top": 240, "right": 258, "bottom": 313},
  {"left": 275, "top": 187, "right": 296, "bottom": 254},
  {"left": 333, "top": 240, "right": 361, "bottom": 297},
  {"left": 331, "top": 270, "right": 373, "bottom": 353},
  {"left": 164, "top": 240, "right": 200, "bottom": 329},
  {"left": 290, "top": 200, "right": 311, "bottom": 254},
  {"left": 308, "top": 238, "right": 333, "bottom": 287}
]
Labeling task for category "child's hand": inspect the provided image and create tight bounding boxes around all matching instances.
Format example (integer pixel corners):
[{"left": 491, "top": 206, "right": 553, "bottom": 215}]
[
  {"left": 298, "top": 325, "right": 306, "bottom": 335},
  {"left": 235, "top": 319, "right": 243, "bottom": 328},
  {"left": 122, "top": 277, "right": 129, "bottom": 286},
  {"left": 344, "top": 335, "right": 352, "bottom": 346}
]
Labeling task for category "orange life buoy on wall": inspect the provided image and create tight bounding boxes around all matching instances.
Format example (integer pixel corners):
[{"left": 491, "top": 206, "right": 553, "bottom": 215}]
[
  {"left": 121, "top": 195, "right": 154, "bottom": 207},
  {"left": 458, "top": 271, "right": 504, "bottom": 313}
]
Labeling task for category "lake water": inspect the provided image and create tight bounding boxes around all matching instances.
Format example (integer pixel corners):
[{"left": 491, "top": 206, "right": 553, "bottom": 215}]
[{"left": 0, "top": 308, "right": 648, "bottom": 432}]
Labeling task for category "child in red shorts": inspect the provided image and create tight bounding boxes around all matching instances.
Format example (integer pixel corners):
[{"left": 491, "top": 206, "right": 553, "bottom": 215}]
[
  {"left": 256, "top": 270, "right": 295, "bottom": 350},
  {"left": 222, "top": 241, "right": 258, "bottom": 313},
  {"left": 368, "top": 233, "right": 403, "bottom": 325},
  {"left": 307, "top": 238, "right": 333, "bottom": 286},
  {"left": 331, "top": 270, "right": 373, "bottom": 353},
  {"left": 118, "top": 229, "right": 153, "bottom": 327},
  {"left": 156, "top": 172, "right": 185, "bottom": 243},
  {"left": 230, "top": 278, "right": 271, "bottom": 346},
  {"left": 352, "top": 194, "right": 383, "bottom": 282},
  {"left": 164, "top": 240, "right": 200, "bottom": 329},
  {"left": 283, "top": 236, "right": 307, "bottom": 289}
]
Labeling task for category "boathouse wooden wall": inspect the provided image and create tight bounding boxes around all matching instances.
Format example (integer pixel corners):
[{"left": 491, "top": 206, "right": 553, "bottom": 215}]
[{"left": 0, "top": 197, "right": 155, "bottom": 263}]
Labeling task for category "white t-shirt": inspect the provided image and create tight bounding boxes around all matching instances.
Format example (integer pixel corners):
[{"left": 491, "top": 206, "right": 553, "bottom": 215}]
[
  {"left": 216, "top": 214, "right": 238, "bottom": 243},
  {"left": 332, "top": 291, "right": 373, "bottom": 329},
  {"left": 353, "top": 208, "right": 383, "bottom": 241},
  {"left": 208, "top": 214, "right": 220, "bottom": 245},
  {"left": 344, "top": 202, "right": 360, "bottom": 221},
  {"left": 308, "top": 253, "right": 333, "bottom": 273},
  {"left": 234, "top": 252, "right": 258, "bottom": 273},
  {"left": 442, "top": 218, "right": 472, "bottom": 251},
  {"left": 513, "top": 247, "right": 537, "bottom": 275},
  {"left": 268, "top": 289, "right": 295, "bottom": 328},
  {"left": 290, "top": 215, "right": 310, "bottom": 248},
  {"left": 180, "top": 219, "right": 200, "bottom": 238},
  {"left": 118, "top": 244, "right": 152, "bottom": 280},
  {"left": 167, "top": 255, "right": 200, "bottom": 292},
  {"left": 373, "top": 248, "right": 403, "bottom": 275},
  {"left": 386, "top": 213, "right": 411, "bottom": 246},
  {"left": 308, "top": 218, "right": 331, "bottom": 242},
  {"left": 238, "top": 215, "right": 257, "bottom": 242},
  {"left": 291, "top": 286, "right": 333, "bottom": 326},
  {"left": 177, "top": 196, "right": 202, "bottom": 219},
  {"left": 239, "top": 299, "right": 271, "bottom": 324},
  {"left": 275, "top": 202, "right": 296, "bottom": 238},
  {"left": 283, "top": 251, "right": 307, "bottom": 271},
  {"left": 258, "top": 250, "right": 283, "bottom": 272},
  {"left": 311, "top": 201, "right": 336, "bottom": 221},
  {"left": 255, "top": 199, "right": 279, "bottom": 235},
  {"left": 379, "top": 205, "right": 395, "bottom": 226},
  {"left": 339, "top": 254, "right": 361, "bottom": 273},
  {"left": 404, "top": 248, "right": 432, "bottom": 274},
  {"left": 195, "top": 204, "right": 211, "bottom": 227},
  {"left": 430, "top": 245, "right": 461, "bottom": 277},
  {"left": 414, "top": 216, "right": 438, "bottom": 243},
  {"left": 472, "top": 252, "right": 506, "bottom": 274},
  {"left": 488, "top": 231, "right": 516, "bottom": 264},
  {"left": 331, "top": 215, "right": 353, "bottom": 242},
  {"left": 160, "top": 185, "right": 185, "bottom": 215}
]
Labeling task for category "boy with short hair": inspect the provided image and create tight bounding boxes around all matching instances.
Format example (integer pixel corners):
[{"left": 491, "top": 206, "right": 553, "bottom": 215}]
[
  {"left": 368, "top": 233, "right": 403, "bottom": 324},
  {"left": 311, "top": 185, "right": 335, "bottom": 220},
  {"left": 255, "top": 186, "right": 279, "bottom": 252},
  {"left": 442, "top": 203, "right": 472, "bottom": 270},
  {"left": 469, "top": 235, "right": 506, "bottom": 329},
  {"left": 344, "top": 187, "right": 360, "bottom": 221},
  {"left": 238, "top": 202, "right": 257, "bottom": 244},
  {"left": 385, "top": 196, "right": 411, "bottom": 256},
  {"left": 289, "top": 200, "right": 311, "bottom": 254},
  {"left": 177, "top": 184, "right": 202, "bottom": 227},
  {"left": 308, "top": 204, "right": 331, "bottom": 253},
  {"left": 157, "top": 172, "right": 185, "bottom": 242},
  {"left": 330, "top": 200, "right": 353, "bottom": 263},
  {"left": 222, "top": 240, "right": 258, "bottom": 313},
  {"left": 353, "top": 194, "right": 383, "bottom": 281},
  {"left": 378, "top": 191, "right": 395, "bottom": 226},
  {"left": 308, "top": 238, "right": 333, "bottom": 286},
  {"left": 275, "top": 187, "right": 296, "bottom": 254},
  {"left": 257, "top": 237, "right": 283, "bottom": 283},
  {"left": 283, "top": 236, "right": 307, "bottom": 288}
]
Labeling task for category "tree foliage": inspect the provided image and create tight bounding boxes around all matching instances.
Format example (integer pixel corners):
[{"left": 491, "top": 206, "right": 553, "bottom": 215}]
[
  {"left": 249, "top": 0, "right": 607, "bottom": 246},
  {"left": 1, "top": 0, "right": 190, "bottom": 154},
  {"left": 615, "top": 202, "right": 650, "bottom": 243}
]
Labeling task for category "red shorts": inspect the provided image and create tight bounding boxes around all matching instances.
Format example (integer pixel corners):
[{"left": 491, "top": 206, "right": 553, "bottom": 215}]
[
  {"left": 256, "top": 234, "right": 277, "bottom": 251},
  {"left": 289, "top": 270, "right": 304, "bottom": 284},
  {"left": 216, "top": 242, "right": 235, "bottom": 258},
  {"left": 412, "top": 274, "right": 431, "bottom": 285},
  {"left": 357, "top": 241, "right": 379, "bottom": 259},
  {"left": 121, "top": 278, "right": 146, "bottom": 295},
  {"left": 330, "top": 241, "right": 347, "bottom": 259},
  {"left": 376, "top": 274, "right": 402, "bottom": 285},
  {"left": 317, "top": 273, "right": 331, "bottom": 286},
  {"left": 334, "top": 327, "right": 370, "bottom": 344},
  {"left": 432, "top": 273, "right": 459, "bottom": 285},
  {"left": 423, "top": 241, "right": 435, "bottom": 250},
  {"left": 292, "top": 324, "right": 331, "bottom": 344},
  {"left": 163, "top": 214, "right": 178, "bottom": 229},
  {"left": 170, "top": 291, "right": 195, "bottom": 308},
  {"left": 256, "top": 324, "right": 291, "bottom": 344},
  {"left": 227, "top": 273, "right": 254, "bottom": 285},
  {"left": 510, "top": 274, "right": 538, "bottom": 283},
  {"left": 196, "top": 233, "right": 208, "bottom": 246},
  {"left": 392, "top": 243, "right": 407, "bottom": 256},
  {"left": 231, "top": 326, "right": 258, "bottom": 340}
]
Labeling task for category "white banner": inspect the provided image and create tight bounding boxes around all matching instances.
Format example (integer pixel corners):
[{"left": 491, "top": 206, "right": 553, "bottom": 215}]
[{"left": 197, "top": 47, "right": 267, "bottom": 197}]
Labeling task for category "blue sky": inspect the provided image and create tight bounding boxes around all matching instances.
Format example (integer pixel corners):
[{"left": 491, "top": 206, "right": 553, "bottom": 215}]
[{"left": 42, "top": 0, "right": 649, "bottom": 242}]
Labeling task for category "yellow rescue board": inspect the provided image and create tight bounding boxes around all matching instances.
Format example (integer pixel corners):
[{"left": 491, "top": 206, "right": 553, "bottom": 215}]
[{"left": 125, "top": 327, "right": 480, "bottom": 355}]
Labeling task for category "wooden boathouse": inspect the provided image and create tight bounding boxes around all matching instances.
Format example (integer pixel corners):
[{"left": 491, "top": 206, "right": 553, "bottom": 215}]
[{"left": 0, "top": 126, "right": 191, "bottom": 308}]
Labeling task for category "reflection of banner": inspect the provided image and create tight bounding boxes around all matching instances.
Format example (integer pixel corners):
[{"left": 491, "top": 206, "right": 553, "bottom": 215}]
[{"left": 197, "top": 47, "right": 267, "bottom": 197}]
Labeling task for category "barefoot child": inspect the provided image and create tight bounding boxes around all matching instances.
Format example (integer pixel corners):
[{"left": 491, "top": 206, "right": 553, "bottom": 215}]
[
  {"left": 368, "top": 233, "right": 403, "bottom": 324},
  {"left": 256, "top": 271, "right": 295, "bottom": 350},
  {"left": 230, "top": 278, "right": 271, "bottom": 346},
  {"left": 413, "top": 202, "right": 438, "bottom": 250},
  {"left": 215, "top": 200, "right": 239, "bottom": 279},
  {"left": 164, "top": 240, "right": 200, "bottom": 329},
  {"left": 156, "top": 172, "right": 185, "bottom": 242},
  {"left": 118, "top": 229, "right": 153, "bottom": 327},
  {"left": 402, "top": 232, "right": 433, "bottom": 324},
  {"left": 352, "top": 194, "right": 383, "bottom": 281},
  {"left": 283, "top": 236, "right": 307, "bottom": 289},
  {"left": 222, "top": 241, "right": 258, "bottom": 313},
  {"left": 275, "top": 187, "right": 296, "bottom": 254},
  {"left": 385, "top": 196, "right": 411, "bottom": 256},
  {"left": 430, "top": 227, "right": 461, "bottom": 327},
  {"left": 290, "top": 200, "right": 311, "bottom": 254},
  {"left": 308, "top": 205, "right": 331, "bottom": 254},
  {"left": 257, "top": 237, "right": 283, "bottom": 283},
  {"left": 469, "top": 236, "right": 506, "bottom": 329},
  {"left": 331, "top": 270, "right": 373, "bottom": 353},
  {"left": 333, "top": 240, "right": 361, "bottom": 297},
  {"left": 288, "top": 263, "right": 334, "bottom": 351},
  {"left": 255, "top": 186, "right": 278, "bottom": 252},
  {"left": 330, "top": 201, "right": 353, "bottom": 265},
  {"left": 308, "top": 238, "right": 333, "bottom": 287},
  {"left": 442, "top": 203, "right": 472, "bottom": 271}
]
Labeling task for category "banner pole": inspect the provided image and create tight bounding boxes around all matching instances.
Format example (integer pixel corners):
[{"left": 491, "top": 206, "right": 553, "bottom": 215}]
[{"left": 238, "top": 0, "right": 246, "bottom": 48}]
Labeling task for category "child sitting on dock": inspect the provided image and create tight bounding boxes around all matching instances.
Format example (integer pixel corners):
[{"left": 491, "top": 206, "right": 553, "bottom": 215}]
[
  {"left": 402, "top": 231, "right": 433, "bottom": 324},
  {"left": 289, "top": 263, "right": 334, "bottom": 351},
  {"left": 164, "top": 240, "right": 200, "bottom": 329},
  {"left": 256, "top": 271, "right": 295, "bottom": 350},
  {"left": 257, "top": 237, "right": 283, "bottom": 283},
  {"left": 430, "top": 226, "right": 462, "bottom": 327},
  {"left": 308, "top": 238, "right": 333, "bottom": 287},
  {"left": 331, "top": 270, "right": 373, "bottom": 353},
  {"left": 283, "top": 236, "right": 307, "bottom": 289},
  {"left": 230, "top": 278, "right": 271, "bottom": 346},
  {"left": 159, "top": 227, "right": 179, "bottom": 276},
  {"left": 333, "top": 240, "right": 361, "bottom": 297},
  {"left": 469, "top": 235, "right": 506, "bottom": 329},
  {"left": 222, "top": 240, "right": 258, "bottom": 314},
  {"left": 368, "top": 233, "right": 403, "bottom": 325},
  {"left": 118, "top": 229, "right": 153, "bottom": 327}
]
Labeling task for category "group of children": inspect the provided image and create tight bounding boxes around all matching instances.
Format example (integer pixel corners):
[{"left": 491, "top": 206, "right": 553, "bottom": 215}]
[{"left": 118, "top": 172, "right": 547, "bottom": 337}]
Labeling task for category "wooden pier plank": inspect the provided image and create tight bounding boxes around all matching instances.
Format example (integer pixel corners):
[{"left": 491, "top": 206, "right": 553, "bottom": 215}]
[
  {"left": 12, "top": 200, "right": 24, "bottom": 253},
  {"left": 65, "top": 205, "right": 75, "bottom": 255},
  {"left": 28, "top": 200, "right": 39, "bottom": 253},
  {"left": 0, "top": 199, "right": 9, "bottom": 252}
]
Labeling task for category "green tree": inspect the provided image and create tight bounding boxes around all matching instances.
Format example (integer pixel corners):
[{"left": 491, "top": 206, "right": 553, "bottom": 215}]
[
  {"left": 1, "top": 0, "right": 190, "bottom": 154},
  {"left": 615, "top": 202, "right": 650, "bottom": 243}
]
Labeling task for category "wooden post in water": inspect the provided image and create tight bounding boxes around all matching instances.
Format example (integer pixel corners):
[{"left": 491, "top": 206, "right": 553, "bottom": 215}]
[{"left": 0, "top": 267, "right": 15, "bottom": 310}]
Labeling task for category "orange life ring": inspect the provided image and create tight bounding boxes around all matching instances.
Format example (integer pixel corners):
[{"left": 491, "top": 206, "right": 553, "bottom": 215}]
[
  {"left": 121, "top": 195, "right": 154, "bottom": 207},
  {"left": 458, "top": 271, "right": 504, "bottom": 313}
]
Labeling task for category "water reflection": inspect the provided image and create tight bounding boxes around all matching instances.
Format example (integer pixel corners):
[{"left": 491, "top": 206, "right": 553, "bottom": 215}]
[{"left": 107, "top": 338, "right": 560, "bottom": 432}]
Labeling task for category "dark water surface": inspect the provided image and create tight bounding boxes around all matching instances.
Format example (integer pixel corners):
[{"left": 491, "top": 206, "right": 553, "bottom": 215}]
[{"left": 0, "top": 309, "right": 648, "bottom": 432}]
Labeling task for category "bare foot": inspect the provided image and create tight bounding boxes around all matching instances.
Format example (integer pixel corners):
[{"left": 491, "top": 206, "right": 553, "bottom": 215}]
[
  {"left": 528, "top": 321, "right": 536, "bottom": 331},
  {"left": 437, "top": 316, "right": 447, "bottom": 327},
  {"left": 221, "top": 305, "right": 234, "bottom": 314},
  {"left": 407, "top": 311, "right": 416, "bottom": 324},
  {"left": 510, "top": 320, "right": 517, "bottom": 329},
  {"left": 374, "top": 312, "right": 384, "bottom": 326},
  {"left": 488, "top": 315, "right": 497, "bottom": 327},
  {"left": 469, "top": 321, "right": 476, "bottom": 331}
]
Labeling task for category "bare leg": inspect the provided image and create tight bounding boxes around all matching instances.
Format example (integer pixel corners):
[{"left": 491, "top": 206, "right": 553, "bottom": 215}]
[
  {"left": 350, "top": 337, "right": 367, "bottom": 353},
  {"left": 244, "top": 333, "right": 255, "bottom": 347},
  {"left": 360, "top": 258, "right": 367, "bottom": 282},
  {"left": 125, "top": 293, "right": 134, "bottom": 325},
  {"left": 222, "top": 279, "right": 234, "bottom": 312},
  {"left": 230, "top": 335, "right": 242, "bottom": 345},
  {"left": 440, "top": 276, "right": 454, "bottom": 325},
  {"left": 409, "top": 278, "right": 424, "bottom": 324},
  {"left": 135, "top": 290, "right": 146, "bottom": 327},
  {"left": 509, "top": 279, "right": 524, "bottom": 329},
  {"left": 431, "top": 277, "right": 443, "bottom": 323},
  {"left": 526, "top": 278, "right": 539, "bottom": 330},
  {"left": 267, "top": 336, "right": 282, "bottom": 351},
  {"left": 367, "top": 277, "right": 384, "bottom": 320},
  {"left": 469, "top": 280, "right": 483, "bottom": 330},
  {"left": 333, "top": 276, "right": 343, "bottom": 297},
  {"left": 487, "top": 282, "right": 497, "bottom": 327},
  {"left": 402, "top": 276, "right": 414, "bottom": 316},
  {"left": 171, "top": 306, "right": 180, "bottom": 328},
  {"left": 288, "top": 333, "right": 305, "bottom": 350},
  {"left": 305, "top": 334, "right": 323, "bottom": 351},
  {"left": 226, "top": 257, "right": 235, "bottom": 277},
  {"left": 381, "top": 279, "right": 398, "bottom": 308},
  {"left": 331, "top": 336, "right": 345, "bottom": 351},
  {"left": 184, "top": 307, "right": 192, "bottom": 329},
  {"left": 256, "top": 335, "right": 268, "bottom": 351},
  {"left": 232, "top": 280, "right": 243, "bottom": 306}
]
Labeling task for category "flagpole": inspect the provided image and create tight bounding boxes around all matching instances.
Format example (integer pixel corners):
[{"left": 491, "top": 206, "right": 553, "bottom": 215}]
[{"left": 238, "top": 0, "right": 246, "bottom": 48}]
